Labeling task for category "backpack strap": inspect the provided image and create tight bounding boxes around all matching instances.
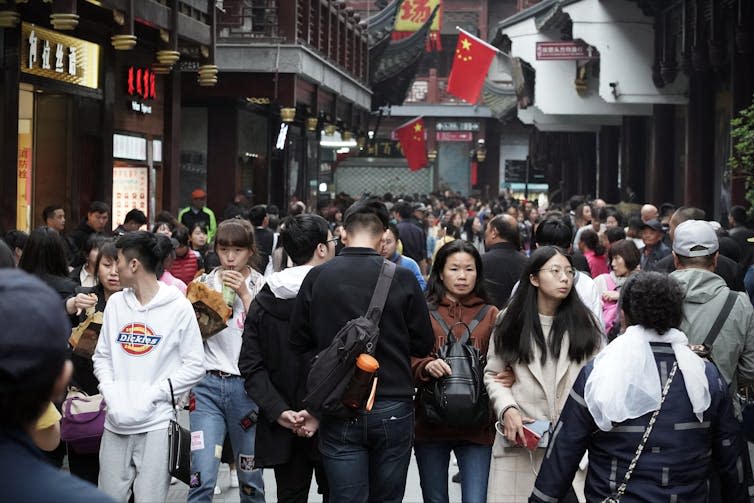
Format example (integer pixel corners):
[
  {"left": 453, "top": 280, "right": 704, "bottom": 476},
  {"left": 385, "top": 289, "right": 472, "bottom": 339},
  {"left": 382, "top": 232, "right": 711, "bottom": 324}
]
[
  {"left": 429, "top": 310, "right": 451, "bottom": 334},
  {"left": 430, "top": 305, "right": 492, "bottom": 345},
  {"left": 702, "top": 291, "right": 738, "bottom": 352},
  {"left": 365, "top": 260, "right": 396, "bottom": 324}
]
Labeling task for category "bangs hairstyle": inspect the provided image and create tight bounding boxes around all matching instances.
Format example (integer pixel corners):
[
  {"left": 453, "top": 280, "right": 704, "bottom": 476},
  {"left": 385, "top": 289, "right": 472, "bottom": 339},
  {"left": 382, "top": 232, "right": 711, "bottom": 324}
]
[
  {"left": 493, "top": 246, "right": 602, "bottom": 365},
  {"left": 215, "top": 218, "right": 255, "bottom": 249},
  {"left": 94, "top": 239, "right": 118, "bottom": 274},
  {"left": 426, "top": 239, "right": 490, "bottom": 309},
  {"left": 608, "top": 239, "right": 640, "bottom": 271}
]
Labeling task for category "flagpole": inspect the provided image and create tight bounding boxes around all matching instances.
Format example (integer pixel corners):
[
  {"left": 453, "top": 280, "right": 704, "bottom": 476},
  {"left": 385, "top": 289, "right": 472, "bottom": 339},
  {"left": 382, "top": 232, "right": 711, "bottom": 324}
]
[
  {"left": 395, "top": 116, "right": 424, "bottom": 131},
  {"left": 454, "top": 26, "right": 509, "bottom": 56}
]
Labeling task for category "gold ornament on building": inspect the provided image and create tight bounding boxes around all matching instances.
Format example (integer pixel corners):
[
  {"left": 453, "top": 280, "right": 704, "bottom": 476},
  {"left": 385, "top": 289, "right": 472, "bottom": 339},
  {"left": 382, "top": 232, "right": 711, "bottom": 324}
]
[
  {"left": 0, "top": 10, "right": 21, "bottom": 28},
  {"left": 197, "top": 64, "right": 218, "bottom": 86},
  {"left": 152, "top": 63, "right": 172, "bottom": 75},
  {"left": 324, "top": 124, "right": 337, "bottom": 136},
  {"left": 427, "top": 149, "right": 437, "bottom": 161},
  {"left": 111, "top": 34, "right": 137, "bottom": 50},
  {"left": 475, "top": 140, "right": 486, "bottom": 163},
  {"left": 156, "top": 50, "right": 180, "bottom": 66},
  {"left": 50, "top": 13, "right": 79, "bottom": 30},
  {"left": 280, "top": 107, "right": 296, "bottom": 123},
  {"left": 342, "top": 130, "right": 353, "bottom": 141},
  {"left": 112, "top": 10, "right": 125, "bottom": 26},
  {"left": 306, "top": 117, "right": 318, "bottom": 132}
]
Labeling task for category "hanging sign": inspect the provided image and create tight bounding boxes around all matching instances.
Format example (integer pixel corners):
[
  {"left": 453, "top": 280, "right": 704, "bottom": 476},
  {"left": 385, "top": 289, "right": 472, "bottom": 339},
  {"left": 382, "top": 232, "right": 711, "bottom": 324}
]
[
  {"left": 127, "top": 67, "right": 155, "bottom": 114},
  {"left": 21, "top": 23, "right": 100, "bottom": 89},
  {"left": 536, "top": 41, "right": 599, "bottom": 61}
]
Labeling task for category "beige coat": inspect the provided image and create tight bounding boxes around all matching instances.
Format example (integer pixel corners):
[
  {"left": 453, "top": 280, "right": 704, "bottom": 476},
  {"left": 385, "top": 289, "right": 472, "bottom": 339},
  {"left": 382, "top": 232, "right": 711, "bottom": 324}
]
[{"left": 484, "top": 329, "right": 589, "bottom": 503}]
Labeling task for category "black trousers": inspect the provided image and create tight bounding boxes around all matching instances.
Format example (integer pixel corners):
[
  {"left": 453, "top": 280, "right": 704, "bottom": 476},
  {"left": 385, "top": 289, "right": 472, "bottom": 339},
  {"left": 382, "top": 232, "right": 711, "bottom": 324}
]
[
  {"left": 67, "top": 445, "right": 100, "bottom": 486},
  {"left": 272, "top": 438, "right": 329, "bottom": 503}
]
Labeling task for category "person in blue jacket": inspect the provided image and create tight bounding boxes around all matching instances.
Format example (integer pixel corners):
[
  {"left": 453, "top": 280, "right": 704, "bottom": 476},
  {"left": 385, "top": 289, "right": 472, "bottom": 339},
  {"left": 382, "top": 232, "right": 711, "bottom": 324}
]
[
  {"left": 381, "top": 223, "right": 426, "bottom": 291},
  {"left": 530, "top": 271, "right": 748, "bottom": 503}
]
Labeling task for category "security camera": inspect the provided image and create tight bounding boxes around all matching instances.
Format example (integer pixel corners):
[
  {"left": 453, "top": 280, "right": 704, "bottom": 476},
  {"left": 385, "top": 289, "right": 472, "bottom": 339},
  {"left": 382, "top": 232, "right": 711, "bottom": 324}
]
[{"left": 609, "top": 82, "right": 618, "bottom": 88}]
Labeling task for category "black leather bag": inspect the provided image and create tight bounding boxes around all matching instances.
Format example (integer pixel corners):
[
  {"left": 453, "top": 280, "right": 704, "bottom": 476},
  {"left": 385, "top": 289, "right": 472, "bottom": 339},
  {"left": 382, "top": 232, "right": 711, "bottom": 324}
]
[
  {"left": 167, "top": 379, "right": 191, "bottom": 485},
  {"left": 418, "top": 306, "right": 491, "bottom": 428}
]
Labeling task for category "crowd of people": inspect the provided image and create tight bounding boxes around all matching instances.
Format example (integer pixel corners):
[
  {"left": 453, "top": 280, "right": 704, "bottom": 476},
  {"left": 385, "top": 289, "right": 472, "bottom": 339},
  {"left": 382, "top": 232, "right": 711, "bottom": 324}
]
[{"left": 1, "top": 187, "right": 754, "bottom": 503}]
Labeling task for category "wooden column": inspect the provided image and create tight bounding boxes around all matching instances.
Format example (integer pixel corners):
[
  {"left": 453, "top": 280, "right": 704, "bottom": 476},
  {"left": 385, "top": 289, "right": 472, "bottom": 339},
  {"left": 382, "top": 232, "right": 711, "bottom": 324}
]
[
  {"left": 648, "top": 104, "right": 674, "bottom": 205},
  {"left": 684, "top": 70, "right": 715, "bottom": 214},
  {"left": 0, "top": 27, "right": 20, "bottom": 233},
  {"left": 598, "top": 125, "right": 620, "bottom": 203},
  {"left": 621, "top": 116, "right": 648, "bottom": 203},
  {"left": 163, "top": 68, "right": 181, "bottom": 215},
  {"left": 206, "top": 103, "right": 238, "bottom": 211}
]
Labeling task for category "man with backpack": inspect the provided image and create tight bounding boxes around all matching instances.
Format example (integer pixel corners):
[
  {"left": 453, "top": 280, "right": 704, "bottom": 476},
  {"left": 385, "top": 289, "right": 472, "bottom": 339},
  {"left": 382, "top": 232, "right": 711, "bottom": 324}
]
[{"left": 289, "top": 198, "right": 434, "bottom": 503}]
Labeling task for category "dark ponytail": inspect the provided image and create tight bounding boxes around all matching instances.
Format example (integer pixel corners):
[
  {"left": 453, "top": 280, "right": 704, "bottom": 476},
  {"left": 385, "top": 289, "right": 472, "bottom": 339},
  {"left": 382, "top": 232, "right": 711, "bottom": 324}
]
[
  {"left": 579, "top": 229, "right": 605, "bottom": 256},
  {"left": 116, "top": 231, "right": 173, "bottom": 277}
]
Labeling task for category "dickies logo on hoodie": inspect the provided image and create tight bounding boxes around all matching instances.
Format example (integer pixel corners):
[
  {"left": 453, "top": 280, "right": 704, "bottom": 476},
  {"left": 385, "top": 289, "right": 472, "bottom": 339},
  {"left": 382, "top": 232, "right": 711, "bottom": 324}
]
[{"left": 117, "top": 322, "right": 162, "bottom": 356}]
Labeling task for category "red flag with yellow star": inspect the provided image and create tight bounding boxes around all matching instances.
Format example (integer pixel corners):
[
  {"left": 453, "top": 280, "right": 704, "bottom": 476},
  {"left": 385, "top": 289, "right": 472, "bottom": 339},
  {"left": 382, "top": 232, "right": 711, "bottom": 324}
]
[
  {"left": 447, "top": 29, "right": 497, "bottom": 104},
  {"left": 394, "top": 117, "right": 428, "bottom": 171}
]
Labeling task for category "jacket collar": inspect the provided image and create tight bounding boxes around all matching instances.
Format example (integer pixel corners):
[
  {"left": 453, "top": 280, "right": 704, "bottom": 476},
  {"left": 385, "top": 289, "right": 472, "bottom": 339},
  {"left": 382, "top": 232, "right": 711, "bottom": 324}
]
[
  {"left": 487, "top": 241, "right": 518, "bottom": 252},
  {"left": 338, "top": 247, "right": 380, "bottom": 256}
]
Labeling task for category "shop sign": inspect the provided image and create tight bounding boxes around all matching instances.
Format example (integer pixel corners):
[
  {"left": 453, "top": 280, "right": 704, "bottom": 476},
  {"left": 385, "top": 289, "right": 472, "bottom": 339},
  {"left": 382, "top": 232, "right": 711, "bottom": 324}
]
[
  {"left": 436, "top": 122, "right": 479, "bottom": 132},
  {"left": 21, "top": 23, "right": 100, "bottom": 89},
  {"left": 358, "top": 140, "right": 403, "bottom": 158},
  {"left": 536, "top": 41, "right": 599, "bottom": 61},
  {"left": 113, "top": 133, "right": 147, "bottom": 161},
  {"left": 112, "top": 166, "right": 149, "bottom": 228},
  {"left": 437, "top": 131, "right": 472, "bottom": 142},
  {"left": 127, "top": 67, "right": 155, "bottom": 114}
]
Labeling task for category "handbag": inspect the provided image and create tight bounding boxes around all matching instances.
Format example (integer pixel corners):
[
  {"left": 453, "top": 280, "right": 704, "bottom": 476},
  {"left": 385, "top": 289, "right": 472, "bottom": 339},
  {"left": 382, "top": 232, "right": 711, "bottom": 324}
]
[
  {"left": 60, "top": 387, "right": 106, "bottom": 454},
  {"left": 601, "top": 361, "right": 678, "bottom": 503},
  {"left": 167, "top": 378, "right": 192, "bottom": 485}
]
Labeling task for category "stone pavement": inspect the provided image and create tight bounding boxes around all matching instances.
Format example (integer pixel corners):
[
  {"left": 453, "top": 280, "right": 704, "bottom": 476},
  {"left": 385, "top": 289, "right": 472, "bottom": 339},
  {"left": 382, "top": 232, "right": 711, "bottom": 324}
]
[{"left": 167, "top": 450, "right": 462, "bottom": 503}]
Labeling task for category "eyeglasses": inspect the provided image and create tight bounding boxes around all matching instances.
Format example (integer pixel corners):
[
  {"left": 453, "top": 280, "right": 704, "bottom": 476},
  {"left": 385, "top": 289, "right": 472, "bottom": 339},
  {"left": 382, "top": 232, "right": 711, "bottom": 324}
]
[
  {"left": 538, "top": 266, "right": 575, "bottom": 279},
  {"left": 326, "top": 237, "right": 339, "bottom": 244}
]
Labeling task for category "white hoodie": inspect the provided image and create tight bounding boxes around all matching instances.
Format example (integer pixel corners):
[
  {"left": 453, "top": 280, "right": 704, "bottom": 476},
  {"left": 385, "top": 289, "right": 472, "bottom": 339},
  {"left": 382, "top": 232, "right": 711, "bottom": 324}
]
[{"left": 93, "top": 282, "right": 205, "bottom": 435}]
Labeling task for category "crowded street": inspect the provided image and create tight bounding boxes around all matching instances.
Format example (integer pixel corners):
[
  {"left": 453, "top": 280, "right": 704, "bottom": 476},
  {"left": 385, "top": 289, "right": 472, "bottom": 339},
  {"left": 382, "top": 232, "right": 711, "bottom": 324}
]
[{"left": 2, "top": 0, "right": 754, "bottom": 502}]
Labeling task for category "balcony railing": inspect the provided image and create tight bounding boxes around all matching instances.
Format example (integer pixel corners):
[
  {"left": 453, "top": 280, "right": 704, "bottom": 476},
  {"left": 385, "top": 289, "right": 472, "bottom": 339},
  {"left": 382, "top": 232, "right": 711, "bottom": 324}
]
[{"left": 217, "top": 0, "right": 368, "bottom": 83}]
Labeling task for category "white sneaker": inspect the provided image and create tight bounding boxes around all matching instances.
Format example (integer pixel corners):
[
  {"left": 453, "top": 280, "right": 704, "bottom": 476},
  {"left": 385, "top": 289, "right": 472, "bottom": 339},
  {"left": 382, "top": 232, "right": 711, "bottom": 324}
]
[
  {"left": 229, "top": 469, "right": 239, "bottom": 488},
  {"left": 213, "top": 486, "right": 222, "bottom": 495}
]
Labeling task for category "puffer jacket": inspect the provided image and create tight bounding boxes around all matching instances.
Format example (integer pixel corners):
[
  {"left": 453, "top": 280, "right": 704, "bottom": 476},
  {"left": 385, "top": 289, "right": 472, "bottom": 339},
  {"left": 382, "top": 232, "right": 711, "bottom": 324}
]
[{"left": 670, "top": 268, "right": 754, "bottom": 391}]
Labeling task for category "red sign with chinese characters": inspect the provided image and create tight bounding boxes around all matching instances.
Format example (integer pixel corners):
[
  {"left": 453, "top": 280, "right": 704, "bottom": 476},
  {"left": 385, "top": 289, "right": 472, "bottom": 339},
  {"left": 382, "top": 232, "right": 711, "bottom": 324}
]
[
  {"left": 535, "top": 42, "right": 599, "bottom": 61},
  {"left": 436, "top": 132, "right": 472, "bottom": 142},
  {"left": 127, "top": 67, "right": 156, "bottom": 100}
]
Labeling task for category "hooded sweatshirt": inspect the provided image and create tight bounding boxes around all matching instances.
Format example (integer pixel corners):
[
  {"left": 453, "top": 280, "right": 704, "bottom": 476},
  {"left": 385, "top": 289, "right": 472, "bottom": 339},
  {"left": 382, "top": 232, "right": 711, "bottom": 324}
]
[
  {"left": 93, "top": 282, "right": 205, "bottom": 435},
  {"left": 670, "top": 267, "right": 754, "bottom": 390}
]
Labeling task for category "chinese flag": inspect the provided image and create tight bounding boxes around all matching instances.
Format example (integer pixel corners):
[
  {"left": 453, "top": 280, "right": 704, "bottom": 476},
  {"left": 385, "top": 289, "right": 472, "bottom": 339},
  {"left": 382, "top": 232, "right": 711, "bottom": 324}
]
[
  {"left": 394, "top": 117, "right": 428, "bottom": 171},
  {"left": 447, "top": 29, "right": 497, "bottom": 104}
]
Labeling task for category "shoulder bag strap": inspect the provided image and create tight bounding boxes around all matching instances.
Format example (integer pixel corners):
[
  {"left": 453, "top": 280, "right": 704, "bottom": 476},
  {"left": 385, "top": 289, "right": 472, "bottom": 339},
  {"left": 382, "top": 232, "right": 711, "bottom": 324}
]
[
  {"left": 609, "top": 361, "right": 678, "bottom": 502},
  {"left": 365, "top": 260, "right": 396, "bottom": 324},
  {"left": 168, "top": 378, "right": 178, "bottom": 421},
  {"left": 702, "top": 291, "right": 738, "bottom": 352}
]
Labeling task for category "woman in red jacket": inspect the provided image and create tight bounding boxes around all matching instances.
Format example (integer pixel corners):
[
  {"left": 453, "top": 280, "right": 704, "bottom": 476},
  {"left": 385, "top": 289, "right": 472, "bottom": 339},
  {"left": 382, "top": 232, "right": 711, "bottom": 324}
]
[{"left": 412, "top": 239, "right": 499, "bottom": 503}]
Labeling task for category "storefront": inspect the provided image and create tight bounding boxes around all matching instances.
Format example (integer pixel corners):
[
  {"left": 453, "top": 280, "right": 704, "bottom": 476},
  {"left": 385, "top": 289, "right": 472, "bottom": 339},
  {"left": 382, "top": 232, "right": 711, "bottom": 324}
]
[{"left": 15, "top": 22, "right": 104, "bottom": 233}]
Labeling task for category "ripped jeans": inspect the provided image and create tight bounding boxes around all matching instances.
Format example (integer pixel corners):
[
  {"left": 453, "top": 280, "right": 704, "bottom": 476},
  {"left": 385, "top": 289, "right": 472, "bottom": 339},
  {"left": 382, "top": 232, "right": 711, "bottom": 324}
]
[{"left": 188, "top": 373, "right": 264, "bottom": 503}]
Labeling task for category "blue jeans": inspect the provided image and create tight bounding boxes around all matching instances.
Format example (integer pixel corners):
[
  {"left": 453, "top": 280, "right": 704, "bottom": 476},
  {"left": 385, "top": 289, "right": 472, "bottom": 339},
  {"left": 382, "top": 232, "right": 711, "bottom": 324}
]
[
  {"left": 318, "top": 400, "right": 414, "bottom": 503},
  {"left": 414, "top": 440, "right": 492, "bottom": 503},
  {"left": 188, "top": 373, "right": 264, "bottom": 503}
]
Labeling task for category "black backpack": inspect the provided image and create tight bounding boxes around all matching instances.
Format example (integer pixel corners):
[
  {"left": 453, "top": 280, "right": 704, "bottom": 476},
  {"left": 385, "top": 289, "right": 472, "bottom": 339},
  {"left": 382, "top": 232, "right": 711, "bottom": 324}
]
[
  {"left": 302, "top": 260, "right": 396, "bottom": 418},
  {"left": 418, "top": 305, "right": 492, "bottom": 428}
]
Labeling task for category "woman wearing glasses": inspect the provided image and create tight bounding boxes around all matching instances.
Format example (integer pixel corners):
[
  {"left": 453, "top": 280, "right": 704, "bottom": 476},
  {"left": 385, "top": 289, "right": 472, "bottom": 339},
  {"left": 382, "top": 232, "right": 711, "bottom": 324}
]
[{"left": 484, "top": 246, "right": 603, "bottom": 502}]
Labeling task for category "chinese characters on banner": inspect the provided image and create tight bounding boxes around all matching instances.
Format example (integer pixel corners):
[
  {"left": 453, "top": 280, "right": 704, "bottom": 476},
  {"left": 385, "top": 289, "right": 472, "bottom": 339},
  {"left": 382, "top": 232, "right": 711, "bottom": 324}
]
[
  {"left": 112, "top": 167, "right": 148, "bottom": 228},
  {"left": 392, "top": 0, "right": 442, "bottom": 50},
  {"left": 16, "top": 121, "right": 32, "bottom": 232}
]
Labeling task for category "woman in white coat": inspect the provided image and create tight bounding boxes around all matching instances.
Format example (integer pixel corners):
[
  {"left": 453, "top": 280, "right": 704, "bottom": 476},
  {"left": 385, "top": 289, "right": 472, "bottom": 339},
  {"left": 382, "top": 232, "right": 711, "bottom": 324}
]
[{"left": 484, "top": 246, "right": 603, "bottom": 502}]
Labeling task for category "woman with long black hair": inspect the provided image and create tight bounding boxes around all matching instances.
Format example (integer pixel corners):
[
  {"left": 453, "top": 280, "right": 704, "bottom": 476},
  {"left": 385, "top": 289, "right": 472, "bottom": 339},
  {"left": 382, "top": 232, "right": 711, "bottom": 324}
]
[{"left": 484, "top": 246, "right": 603, "bottom": 502}]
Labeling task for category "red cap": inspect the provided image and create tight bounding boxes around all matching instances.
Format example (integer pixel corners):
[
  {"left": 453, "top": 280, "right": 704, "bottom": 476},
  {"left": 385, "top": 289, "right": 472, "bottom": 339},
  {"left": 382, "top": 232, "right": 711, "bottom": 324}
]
[{"left": 191, "top": 188, "right": 207, "bottom": 199}]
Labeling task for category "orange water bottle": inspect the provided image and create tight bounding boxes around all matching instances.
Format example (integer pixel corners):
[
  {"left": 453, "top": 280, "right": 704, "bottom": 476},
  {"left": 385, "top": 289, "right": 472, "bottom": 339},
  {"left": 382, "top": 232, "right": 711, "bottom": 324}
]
[{"left": 342, "top": 354, "right": 379, "bottom": 410}]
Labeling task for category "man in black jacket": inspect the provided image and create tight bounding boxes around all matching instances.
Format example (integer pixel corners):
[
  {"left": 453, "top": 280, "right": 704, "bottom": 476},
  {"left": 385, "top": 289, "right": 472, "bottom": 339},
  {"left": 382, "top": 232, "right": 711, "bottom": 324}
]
[
  {"left": 239, "top": 214, "right": 335, "bottom": 503},
  {"left": 482, "top": 214, "right": 528, "bottom": 308},
  {"left": 289, "top": 198, "right": 434, "bottom": 503}
]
